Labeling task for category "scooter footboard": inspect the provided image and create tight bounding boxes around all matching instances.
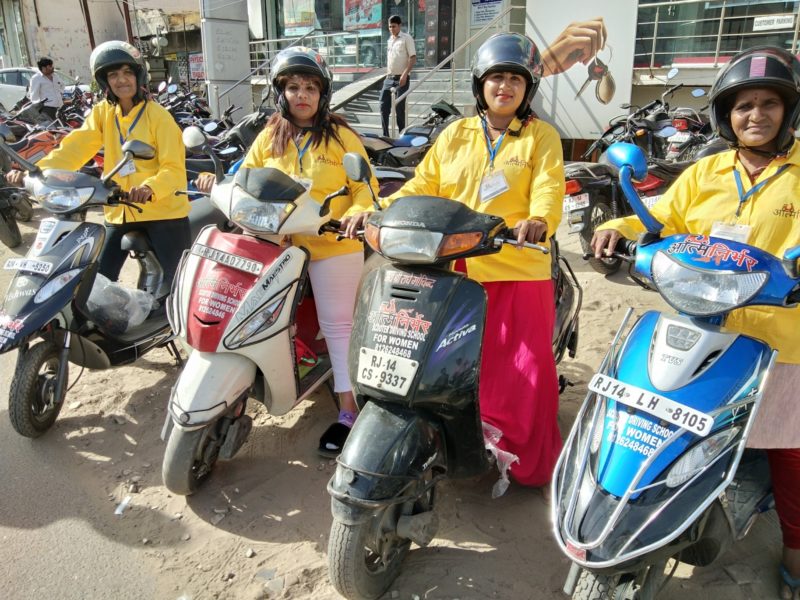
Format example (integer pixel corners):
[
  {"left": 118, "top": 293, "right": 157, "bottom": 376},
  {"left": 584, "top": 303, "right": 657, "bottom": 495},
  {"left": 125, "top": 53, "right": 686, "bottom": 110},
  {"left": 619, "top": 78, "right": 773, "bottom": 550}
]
[
  {"left": 168, "top": 351, "right": 255, "bottom": 428},
  {"left": 328, "top": 401, "right": 444, "bottom": 520}
]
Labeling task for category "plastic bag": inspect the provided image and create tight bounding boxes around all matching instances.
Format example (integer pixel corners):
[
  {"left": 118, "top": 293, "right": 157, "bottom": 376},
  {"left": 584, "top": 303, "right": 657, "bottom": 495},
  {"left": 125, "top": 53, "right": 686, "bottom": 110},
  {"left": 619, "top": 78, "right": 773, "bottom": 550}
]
[
  {"left": 86, "top": 274, "right": 155, "bottom": 334},
  {"left": 482, "top": 421, "right": 520, "bottom": 499}
]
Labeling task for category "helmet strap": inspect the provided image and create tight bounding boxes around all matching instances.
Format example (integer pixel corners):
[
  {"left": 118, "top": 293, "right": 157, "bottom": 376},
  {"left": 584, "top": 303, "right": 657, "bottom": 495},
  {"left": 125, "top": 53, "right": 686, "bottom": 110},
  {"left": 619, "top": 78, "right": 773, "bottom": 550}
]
[{"left": 733, "top": 142, "right": 786, "bottom": 159}]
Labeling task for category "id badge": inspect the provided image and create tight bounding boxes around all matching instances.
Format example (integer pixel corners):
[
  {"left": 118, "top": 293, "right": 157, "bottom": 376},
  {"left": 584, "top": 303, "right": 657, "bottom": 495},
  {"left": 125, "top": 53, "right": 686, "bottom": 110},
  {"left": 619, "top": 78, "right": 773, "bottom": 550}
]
[
  {"left": 118, "top": 159, "right": 136, "bottom": 177},
  {"left": 479, "top": 171, "right": 509, "bottom": 203},
  {"left": 711, "top": 221, "right": 751, "bottom": 244}
]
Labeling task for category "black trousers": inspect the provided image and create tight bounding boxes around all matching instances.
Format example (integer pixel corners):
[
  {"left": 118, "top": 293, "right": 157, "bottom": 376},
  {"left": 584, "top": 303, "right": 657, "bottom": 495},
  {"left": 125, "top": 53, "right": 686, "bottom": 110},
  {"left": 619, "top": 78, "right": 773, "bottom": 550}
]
[{"left": 379, "top": 76, "right": 409, "bottom": 137}]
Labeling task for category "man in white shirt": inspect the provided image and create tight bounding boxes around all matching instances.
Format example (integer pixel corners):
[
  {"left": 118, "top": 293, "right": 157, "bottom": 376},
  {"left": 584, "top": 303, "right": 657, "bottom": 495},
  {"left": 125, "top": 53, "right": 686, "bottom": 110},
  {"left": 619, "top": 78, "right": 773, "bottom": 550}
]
[
  {"left": 380, "top": 15, "right": 416, "bottom": 137},
  {"left": 29, "top": 57, "right": 64, "bottom": 120}
]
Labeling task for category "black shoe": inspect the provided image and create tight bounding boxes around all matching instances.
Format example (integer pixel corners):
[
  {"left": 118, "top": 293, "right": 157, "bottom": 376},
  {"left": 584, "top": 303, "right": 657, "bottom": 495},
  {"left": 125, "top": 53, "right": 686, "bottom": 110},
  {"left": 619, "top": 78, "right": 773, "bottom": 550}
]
[{"left": 318, "top": 422, "right": 351, "bottom": 458}]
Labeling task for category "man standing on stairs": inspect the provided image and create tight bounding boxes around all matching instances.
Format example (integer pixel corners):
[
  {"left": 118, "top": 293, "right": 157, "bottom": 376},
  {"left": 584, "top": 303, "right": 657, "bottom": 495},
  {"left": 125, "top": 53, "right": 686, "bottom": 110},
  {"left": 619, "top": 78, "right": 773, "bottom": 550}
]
[{"left": 380, "top": 15, "right": 416, "bottom": 137}]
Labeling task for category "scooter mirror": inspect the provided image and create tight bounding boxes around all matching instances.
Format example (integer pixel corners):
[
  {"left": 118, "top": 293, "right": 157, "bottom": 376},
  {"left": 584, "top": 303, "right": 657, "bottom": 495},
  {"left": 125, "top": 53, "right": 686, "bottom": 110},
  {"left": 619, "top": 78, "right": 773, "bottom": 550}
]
[
  {"left": 606, "top": 142, "right": 648, "bottom": 180},
  {"left": 0, "top": 123, "right": 14, "bottom": 142},
  {"left": 168, "top": 84, "right": 178, "bottom": 94},
  {"left": 203, "top": 121, "right": 220, "bottom": 133},
  {"left": 343, "top": 152, "right": 371, "bottom": 183},
  {"left": 182, "top": 126, "right": 208, "bottom": 153},
  {"left": 410, "top": 136, "right": 428, "bottom": 147},
  {"left": 219, "top": 146, "right": 239, "bottom": 157},
  {"left": 666, "top": 67, "right": 679, "bottom": 80},
  {"left": 655, "top": 126, "right": 678, "bottom": 138},
  {"left": 691, "top": 88, "right": 706, "bottom": 98},
  {"left": 158, "top": 81, "right": 167, "bottom": 93},
  {"left": 121, "top": 140, "right": 156, "bottom": 160}
]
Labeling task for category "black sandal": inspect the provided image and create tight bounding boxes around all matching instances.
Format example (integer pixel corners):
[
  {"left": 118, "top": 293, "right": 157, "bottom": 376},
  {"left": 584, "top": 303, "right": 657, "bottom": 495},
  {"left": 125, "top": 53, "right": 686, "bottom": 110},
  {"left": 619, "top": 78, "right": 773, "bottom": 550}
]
[{"left": 318, "top": 422, "right": 351, "bottom": 458}]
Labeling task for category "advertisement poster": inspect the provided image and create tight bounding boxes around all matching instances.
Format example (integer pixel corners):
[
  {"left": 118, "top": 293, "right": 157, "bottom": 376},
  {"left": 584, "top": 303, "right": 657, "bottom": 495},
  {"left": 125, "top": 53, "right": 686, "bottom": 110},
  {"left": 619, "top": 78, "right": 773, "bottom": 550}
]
[
  {"left": 471, "top": 0, "right": 503, "bottom": 28},
  {"left": 527, "top": 0, "right": 637, "bottom": 138},
  {"left": 283, "top": 0, "right": 316, "bottom": 36},
  {"left": 344, "top": 0, "right": 382, "bottom": 31},
  {"left": 189, "top": 53, "right": 205, "bottom": 80}
]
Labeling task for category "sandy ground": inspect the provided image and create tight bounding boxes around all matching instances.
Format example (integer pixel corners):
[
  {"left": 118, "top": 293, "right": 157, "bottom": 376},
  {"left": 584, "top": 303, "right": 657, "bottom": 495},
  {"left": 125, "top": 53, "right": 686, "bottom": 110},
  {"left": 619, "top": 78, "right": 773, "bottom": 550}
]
[{"left": 0, "top": 209, "right": 784, "bottom": 600}]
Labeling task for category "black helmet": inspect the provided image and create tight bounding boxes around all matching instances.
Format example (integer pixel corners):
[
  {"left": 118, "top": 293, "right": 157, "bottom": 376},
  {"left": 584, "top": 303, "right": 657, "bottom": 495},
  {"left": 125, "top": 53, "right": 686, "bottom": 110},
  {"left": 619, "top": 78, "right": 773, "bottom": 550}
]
[
  {"left": 709, "top": 45, "right": 800, "bottom": 152},
  {"left": 270, "top": 47, "right": 333, "bottom": 120},
  {"left": 89, "top": 41, "right": 147, "bottom": 104},
  {"left": 471, "top": 33, "right": 543, "bottom": 119}
]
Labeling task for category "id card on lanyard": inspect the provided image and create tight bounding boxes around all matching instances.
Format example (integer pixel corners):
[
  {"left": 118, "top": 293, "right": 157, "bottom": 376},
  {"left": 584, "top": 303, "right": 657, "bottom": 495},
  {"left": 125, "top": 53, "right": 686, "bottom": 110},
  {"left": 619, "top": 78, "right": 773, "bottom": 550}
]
[
  {"left": 115, "top": 103, "right": 146, "bottom": 177},
  {"left": 479, "top": 119, "right": 510, "bottom": 203},
  {"left": 292, "top": 133, "right": 314, "bottom": 189}
]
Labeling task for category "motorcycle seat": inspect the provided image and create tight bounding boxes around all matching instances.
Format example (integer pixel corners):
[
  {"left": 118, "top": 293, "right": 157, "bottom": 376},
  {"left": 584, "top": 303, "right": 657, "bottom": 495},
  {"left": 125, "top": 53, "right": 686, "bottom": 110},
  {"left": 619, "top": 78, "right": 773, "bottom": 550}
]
[
  {"left": 120, "top": 230, "right": 152, "bottom": 254},
  {"left": 566, "top": 160, "right": 617, "bottom": 179},
  {"left": 649, "top": 158, "right": 692, "bottom": 176}
]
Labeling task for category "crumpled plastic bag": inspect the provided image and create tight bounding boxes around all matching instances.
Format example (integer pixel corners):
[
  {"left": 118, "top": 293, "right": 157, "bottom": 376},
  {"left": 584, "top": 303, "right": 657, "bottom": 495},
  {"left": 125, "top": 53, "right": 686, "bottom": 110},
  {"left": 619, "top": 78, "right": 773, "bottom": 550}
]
[
  {"left": 482, "top": 421, "right": 520, "bottom": 498},
  {"left": 86, "top": 274, "right": 155, "bottom": 335}
]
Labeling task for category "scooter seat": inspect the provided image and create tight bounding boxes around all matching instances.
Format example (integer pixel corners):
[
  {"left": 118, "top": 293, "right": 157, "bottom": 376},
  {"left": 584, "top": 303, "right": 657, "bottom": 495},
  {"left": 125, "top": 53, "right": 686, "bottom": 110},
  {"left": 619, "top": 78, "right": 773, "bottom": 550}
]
[{"left": 120, "top": 230, "right": 151, "bottom": 254}]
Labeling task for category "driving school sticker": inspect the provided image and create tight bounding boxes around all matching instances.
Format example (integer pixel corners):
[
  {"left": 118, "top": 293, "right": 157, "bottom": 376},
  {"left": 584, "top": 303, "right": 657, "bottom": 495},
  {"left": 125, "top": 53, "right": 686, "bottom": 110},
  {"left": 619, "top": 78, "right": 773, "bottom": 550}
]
[
  {"left": 368, "top": 298, "right": 432, "bottom": 360},
  {"left": 667, "top": 235, "right": 759, "bottom": 272}
]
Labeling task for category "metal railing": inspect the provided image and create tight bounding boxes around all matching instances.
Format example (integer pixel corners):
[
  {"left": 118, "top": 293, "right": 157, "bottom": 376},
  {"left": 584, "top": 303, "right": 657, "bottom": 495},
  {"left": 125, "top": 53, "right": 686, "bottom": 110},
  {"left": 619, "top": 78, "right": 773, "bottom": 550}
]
[{"left": 636, "top": 0, "right": 800, "bottom": 70}]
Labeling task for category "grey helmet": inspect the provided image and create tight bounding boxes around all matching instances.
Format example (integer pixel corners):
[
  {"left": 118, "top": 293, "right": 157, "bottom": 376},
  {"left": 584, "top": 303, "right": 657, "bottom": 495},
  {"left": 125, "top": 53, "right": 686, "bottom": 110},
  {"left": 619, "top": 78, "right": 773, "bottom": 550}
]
[
  {"left": 270, "top": 47, "right": 333, "bottom": 120},
  {"left": 709, "top": 45, "right": 800, "bottom": 153},
  {"left": 89, "top": 41, "right": 147, "bottom": 103},
  {"left": 471, "top": 33, "right": 543, "bottom": 118}
]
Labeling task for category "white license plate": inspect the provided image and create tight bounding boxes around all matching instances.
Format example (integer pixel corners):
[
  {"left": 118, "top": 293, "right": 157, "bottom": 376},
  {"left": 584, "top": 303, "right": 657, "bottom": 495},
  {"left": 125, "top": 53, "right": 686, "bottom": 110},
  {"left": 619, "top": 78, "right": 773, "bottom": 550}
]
[
  {"left": 190, "top": 243, "right": 263, "bottom": 275},
  {"left": 643, "top": 194, "right": 662, "bottom": 209},
  {"left": 356, "top": 347, "right": 418, "bottom": 396},
  {"left": 668, "top": 131, "right": 691, "bottom": 143},
  {"left": 4, "top": 257, "right": 53, "bottom": 275},
  {"left": 563, "top": 192, "right": 590, "bottom": 212},
  {"left": 589, "top": 373, "right": 713, "bottom": 436}
]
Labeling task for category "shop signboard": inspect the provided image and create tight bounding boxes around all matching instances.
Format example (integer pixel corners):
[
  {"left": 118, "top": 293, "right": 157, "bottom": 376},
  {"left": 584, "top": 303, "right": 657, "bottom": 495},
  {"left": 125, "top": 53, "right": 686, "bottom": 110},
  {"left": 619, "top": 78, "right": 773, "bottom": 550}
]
[
  {"left": 528, "top": 0, "right": 637, "bottom": 139},
  {"left": 344, "top": 0, "right": 382, "bottom": 31},
  {"left": 284, "top": 0, "right": 316, "bottom": 36},
  {"left": 189, "top": 53, "right": 205, "bottom": 80},
  {"left": 471, "top": 0, "right": 503, "bottom": 27}
]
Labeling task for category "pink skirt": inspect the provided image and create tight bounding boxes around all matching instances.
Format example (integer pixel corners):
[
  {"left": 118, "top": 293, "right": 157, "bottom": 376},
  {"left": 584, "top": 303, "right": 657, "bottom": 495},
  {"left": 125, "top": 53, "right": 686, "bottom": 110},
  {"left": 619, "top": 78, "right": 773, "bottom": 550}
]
[{"left": 479, "top": 279, "right": 562, "bottom": 487}]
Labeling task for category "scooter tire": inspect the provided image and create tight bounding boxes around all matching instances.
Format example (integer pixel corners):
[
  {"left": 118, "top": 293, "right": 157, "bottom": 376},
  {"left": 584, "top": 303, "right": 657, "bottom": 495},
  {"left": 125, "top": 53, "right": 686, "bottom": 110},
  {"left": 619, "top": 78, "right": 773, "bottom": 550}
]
[
  {"left": 572, "top": 569, "right": 617, "bottom": 600},
  {"left": 579, "top": 200, "right": 622, "bottom": 276},
  {"left": 8, "top": 341, "right": 65, "bottom": 438},
  {"left": 162, "top": 425, "right": 220, "bottom": 495},
  {"left": 328, "top": 514, "right": 410, "bottom": 600},
  {"left": 0, "top": 210, "right": 22, "bottom": 249}
]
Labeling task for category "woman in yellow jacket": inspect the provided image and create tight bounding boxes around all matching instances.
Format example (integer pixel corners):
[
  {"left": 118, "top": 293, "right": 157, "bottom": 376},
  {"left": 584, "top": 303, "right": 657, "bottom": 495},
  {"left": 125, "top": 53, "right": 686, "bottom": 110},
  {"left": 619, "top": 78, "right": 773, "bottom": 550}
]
[
  {"left": 201, "top": 47, "right": 378, "bottom": 456},
  {"left": 593, "top": 46, "right": 800, "bottom": 600},
  {"left": 9, "top": 41, "right": 189, "bottom": 287},
  {"left": 354, "top": 33, "right": 565, "bottom": 488}
]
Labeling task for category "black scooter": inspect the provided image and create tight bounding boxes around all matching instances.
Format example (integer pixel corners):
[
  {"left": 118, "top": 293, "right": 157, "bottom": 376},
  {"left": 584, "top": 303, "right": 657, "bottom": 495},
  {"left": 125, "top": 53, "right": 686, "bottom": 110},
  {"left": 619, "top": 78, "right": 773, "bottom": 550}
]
[
  {"left": 326, "top": 153, "right": 582, "bottom": 600},
  {"left": 0, "top": 126, "right": 223, "bottom": 438}
]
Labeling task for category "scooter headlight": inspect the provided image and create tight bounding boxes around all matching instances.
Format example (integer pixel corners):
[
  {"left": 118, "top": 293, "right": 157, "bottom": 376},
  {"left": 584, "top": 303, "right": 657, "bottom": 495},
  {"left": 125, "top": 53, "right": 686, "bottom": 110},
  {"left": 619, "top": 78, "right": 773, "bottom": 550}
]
[
  {"left": 226, "top": 290, "right": 289, "bottom": 347},
  {"left": 34, "top": 268, "right": 82, "bottom": 303},
  {"left": 38, "top": 187, "right": 94, "bottom": 213},
  {"left": 229, "top": 186, "right": 294, "bottom": 234},
  {"left": 376, "top": 228, "right": 483, "bottom": 264},
  {"left": 665, "top": 427, "right": 739, "bottom": 488},
  {"left": 651, "top": 251, "right": 767, "bottom": 316}
]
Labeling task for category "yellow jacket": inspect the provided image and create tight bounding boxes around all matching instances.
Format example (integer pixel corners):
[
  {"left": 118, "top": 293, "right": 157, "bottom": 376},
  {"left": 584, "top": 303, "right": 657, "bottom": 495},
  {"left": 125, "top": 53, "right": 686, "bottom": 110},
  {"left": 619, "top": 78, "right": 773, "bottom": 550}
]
[
  {"left": 598, "top": 142, "right": 800, "bottom": 364},
  {"left": 242, "top": 124, "right": 379, "bottom": 261},
  {"left": 37, "top": 99, "right": 188, "bottom": 224},
  {"left": 388, "top": 115, "right": 564, "bottom": 282}
]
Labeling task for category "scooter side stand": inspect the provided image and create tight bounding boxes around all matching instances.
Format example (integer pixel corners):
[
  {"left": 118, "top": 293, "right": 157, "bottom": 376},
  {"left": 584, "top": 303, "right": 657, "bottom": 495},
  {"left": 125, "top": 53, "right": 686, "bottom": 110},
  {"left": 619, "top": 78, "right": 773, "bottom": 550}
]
[{"left": 162, "top": 339, "right": 184, "bottom": 367}]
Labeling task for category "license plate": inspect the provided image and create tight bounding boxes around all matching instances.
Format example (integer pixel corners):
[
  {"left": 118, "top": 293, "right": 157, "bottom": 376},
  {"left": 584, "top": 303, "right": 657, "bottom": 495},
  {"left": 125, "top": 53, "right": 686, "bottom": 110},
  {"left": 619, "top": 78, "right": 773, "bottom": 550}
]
[
  {"left": 190, "top": 243, "right": 263, "bottom": 275},
  {"left": 4, "top": 257, "right": 53, "bottom": 275},
  {"left": 668, "top": 131, "right": 691, "bottom": 143},
  {"left": 643, "top": 194, "right": 662, "bottom": 209},
  {"left": 563, "top": 192, "right": 590, "bottom": 212},
  {"left": 356, "top": 347, "right": 418, "bottom": 396},
  {"left": 588, "top": 373, "right": 713, "bottom": 436}
]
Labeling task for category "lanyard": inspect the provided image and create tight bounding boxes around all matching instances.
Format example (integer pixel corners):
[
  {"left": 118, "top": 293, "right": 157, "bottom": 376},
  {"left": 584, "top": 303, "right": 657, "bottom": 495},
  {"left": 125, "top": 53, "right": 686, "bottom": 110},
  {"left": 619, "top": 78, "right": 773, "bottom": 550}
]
[
  {"left": 114, "top": 103, "right": 146, "bottom": 146},
  {"left": 732, "top": 164, "right": 788, "bottom": 217},
  {"left": 293, "top": 133, "right": 313, "bottom": 173},
  {"left": 481, "top": 119, "right": 506, "bottom": 171}
]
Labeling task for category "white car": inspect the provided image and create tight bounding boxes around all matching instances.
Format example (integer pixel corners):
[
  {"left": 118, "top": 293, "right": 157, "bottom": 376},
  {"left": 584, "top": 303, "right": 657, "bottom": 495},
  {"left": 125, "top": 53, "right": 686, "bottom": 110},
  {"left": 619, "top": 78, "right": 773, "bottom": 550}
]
[{"left": 0, "top": 67, "right": 89, "bottom": 112}]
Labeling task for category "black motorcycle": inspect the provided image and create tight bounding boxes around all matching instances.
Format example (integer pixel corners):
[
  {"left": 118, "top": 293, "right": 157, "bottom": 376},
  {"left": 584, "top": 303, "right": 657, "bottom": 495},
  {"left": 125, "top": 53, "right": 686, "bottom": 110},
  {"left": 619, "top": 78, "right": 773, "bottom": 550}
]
[
  {"left": 0, "top": 126, "right": 224, "bottom": 438},
  {"left": 325, "top": 153, "right": 581, "bottom": 600}
]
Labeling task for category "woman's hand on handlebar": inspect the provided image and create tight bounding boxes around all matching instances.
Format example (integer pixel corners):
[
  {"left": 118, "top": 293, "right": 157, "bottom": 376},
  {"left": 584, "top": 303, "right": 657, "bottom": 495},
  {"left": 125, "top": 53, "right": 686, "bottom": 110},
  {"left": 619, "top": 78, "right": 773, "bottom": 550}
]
[
  {"left": 5, "top": 169, "right": 25, "bottom": 187},
  {"left": 341, "top": 211, "right": 371, "bottom": 239},
  {"left": 128, "top": 185, "right": 153, "bottom": 204},
  {"left": 195, "top": 172, "right": 215, "bottom": 194},
  {"left": 512, "top": 218, "right": 548, "bottom": 248},
  {"left": 591, "top": 229, "right": 623, "bottom": 258}
]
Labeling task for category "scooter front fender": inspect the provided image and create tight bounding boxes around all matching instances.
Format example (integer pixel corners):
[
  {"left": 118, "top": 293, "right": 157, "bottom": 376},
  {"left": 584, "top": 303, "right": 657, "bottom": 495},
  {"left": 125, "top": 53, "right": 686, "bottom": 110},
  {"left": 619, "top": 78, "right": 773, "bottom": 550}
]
[
  {"left": 328, "top": 401, "right": 444, "bottom": 518},
  {"left": 168, "top": 350, "right": 255, "bottom": 428}
]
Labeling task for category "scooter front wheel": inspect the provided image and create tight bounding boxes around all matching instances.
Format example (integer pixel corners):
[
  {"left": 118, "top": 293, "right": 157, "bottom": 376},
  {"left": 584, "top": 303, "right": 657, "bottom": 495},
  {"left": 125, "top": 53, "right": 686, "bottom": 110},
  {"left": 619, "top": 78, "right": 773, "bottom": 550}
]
[
  {"left": 328, "top": 510, "right": 410, "bottom": 600},
  {"left": 572, "top": 569, "right": 617, "bottom": 600},
  {"left": 8, "top": 340, "right": 65, "bottom": 437},
  {"left": 162, "top": 424, "right": 222, "bottom": 495}
]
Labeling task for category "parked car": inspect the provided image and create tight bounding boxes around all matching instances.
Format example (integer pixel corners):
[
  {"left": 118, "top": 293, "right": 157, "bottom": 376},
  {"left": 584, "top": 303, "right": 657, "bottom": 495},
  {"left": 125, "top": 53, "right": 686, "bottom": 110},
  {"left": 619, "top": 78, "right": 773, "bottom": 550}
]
[{"left": 0, "top": 67, "right": 89, "bottom": 112}]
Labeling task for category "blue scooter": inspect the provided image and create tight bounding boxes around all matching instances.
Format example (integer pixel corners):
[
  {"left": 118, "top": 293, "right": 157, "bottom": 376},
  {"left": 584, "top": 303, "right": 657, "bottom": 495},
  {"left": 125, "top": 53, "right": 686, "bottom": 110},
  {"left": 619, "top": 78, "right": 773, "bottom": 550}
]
[{"left": 552, "top": 142, "right": 800, "bottom": 599}]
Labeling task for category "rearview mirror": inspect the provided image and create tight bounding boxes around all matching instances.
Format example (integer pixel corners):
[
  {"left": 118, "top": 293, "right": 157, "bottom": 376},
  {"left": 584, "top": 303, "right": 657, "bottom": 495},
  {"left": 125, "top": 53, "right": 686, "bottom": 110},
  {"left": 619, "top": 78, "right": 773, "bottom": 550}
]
[
  {"left": 343, "top": 152, "right": 371, "bottom": 183},
  {"left": 167, "top": 84, "right": 178, "bottom": 94},
  {"left": 605, "top": 142, "right": 648, "bottom": 180},
  {"left": 666, "top": 67, "right": 679, "bottom": 80},
  {"left": 0, "top": 123, "right": 14, "bottom": 142},
  {"left": 691, "top": 88, "right": 706, "bottom": 98},
  {"left": 158, "top": 81, "right": 167, "bottom": 93},
  {"left": 121, "top": 140, "right": 156, "bottom": 160},
  {"left": 655, "top": 126, "right": 678, "bottom": 138},
  {"left": 182, "top": 126, "right": 208, "bottom": 152}
]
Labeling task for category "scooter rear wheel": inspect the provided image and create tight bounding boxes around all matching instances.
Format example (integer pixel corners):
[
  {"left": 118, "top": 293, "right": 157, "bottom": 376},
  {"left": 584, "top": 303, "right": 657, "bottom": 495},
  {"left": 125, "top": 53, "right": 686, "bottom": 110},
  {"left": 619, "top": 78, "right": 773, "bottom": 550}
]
[
  {"left": 328, "top": 509, "right": 410, "bottom": 600},
  {"left": 8, "top": 341, "right": 65, "bottom": 438},
  {"left": 162, "top": 424, "right": 221, "bottom": 495}
]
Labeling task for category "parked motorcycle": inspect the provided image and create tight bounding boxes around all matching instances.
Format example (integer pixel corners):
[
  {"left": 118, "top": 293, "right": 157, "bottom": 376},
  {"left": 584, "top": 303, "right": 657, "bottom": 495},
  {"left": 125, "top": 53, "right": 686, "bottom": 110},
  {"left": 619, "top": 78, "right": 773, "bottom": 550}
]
[
  {"left": 325, "top": 152, "right": 581, "bottom": 600},
  {"left": 360, "top": 100, "right": 461, "bottom": 168},
  {"left": 160, "top": 126, "right": 364, "bottom": 495},
  {"left": 0, "top": 125, "right": 224, "bottom": 438},
  {"left": 552, "top": 142, "right": 798, "bottom": 600}
]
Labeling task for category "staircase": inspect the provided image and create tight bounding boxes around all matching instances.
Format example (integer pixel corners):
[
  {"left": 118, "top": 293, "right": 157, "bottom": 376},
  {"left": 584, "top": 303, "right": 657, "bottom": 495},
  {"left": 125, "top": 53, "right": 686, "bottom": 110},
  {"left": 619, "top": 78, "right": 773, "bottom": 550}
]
[{"left": 333, "top": 68, "right": 475, "bottom": 136}]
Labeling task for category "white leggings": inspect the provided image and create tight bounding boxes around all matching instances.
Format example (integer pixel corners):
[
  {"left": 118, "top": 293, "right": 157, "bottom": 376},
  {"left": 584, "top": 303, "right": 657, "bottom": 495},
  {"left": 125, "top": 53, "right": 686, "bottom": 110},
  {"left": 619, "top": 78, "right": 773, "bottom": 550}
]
[{"left": 307, "top": 251, "right": 364, "bottom": 393}]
